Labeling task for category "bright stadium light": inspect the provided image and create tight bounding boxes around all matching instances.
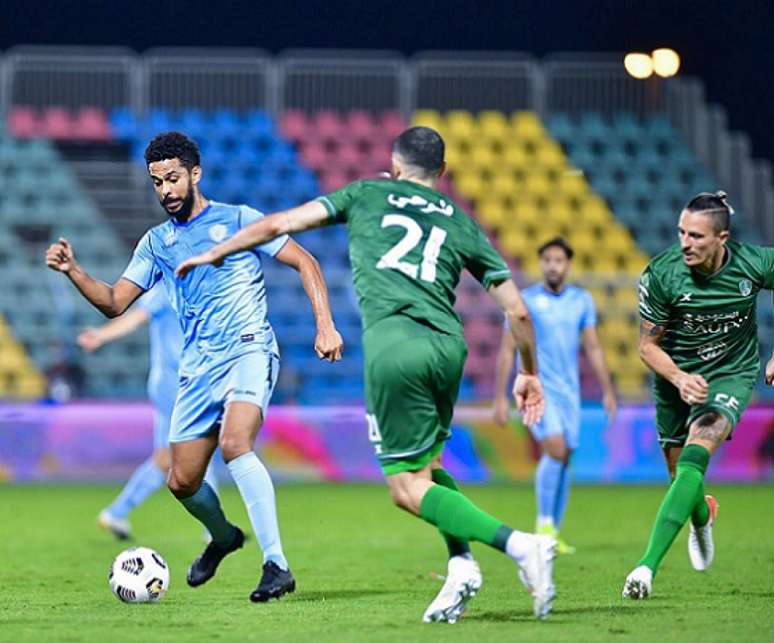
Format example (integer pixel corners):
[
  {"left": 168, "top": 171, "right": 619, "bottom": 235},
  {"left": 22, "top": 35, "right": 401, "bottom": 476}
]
[
  {"left": 624, "top": 53, "right": 654, "bottom": 79},
  {"left": 652, "top": 48, "right": 681, "bottom": 77}
]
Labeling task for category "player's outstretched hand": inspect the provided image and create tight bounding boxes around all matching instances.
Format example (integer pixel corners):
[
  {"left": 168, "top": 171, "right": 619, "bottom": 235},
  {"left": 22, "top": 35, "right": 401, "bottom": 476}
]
[
  {"left": 675, "top": 371, "right": 708, "bottom": 405},
  {"left": 77, "top": 328, "right": 103, "bottom": 353},
  {"left": 603, "top": 390, "right": 618, "bottom": 423},
  {"left": 314, "top": 326, "right": 344, "bottom": 362},
  {"left": 513, "top": 373, "right": 544, "bottom": 427},
  {"left": 493, "top": 395, "right": 510, "bottom": 426},
  {"left": 765, "top": 353, "right": 774, "bottom": 386},
  {"left": 45, "top": 237, "right": 77, "bottom": 273},
  {"left": 175, "top": 250, "right": 223, "bottom": 278}
]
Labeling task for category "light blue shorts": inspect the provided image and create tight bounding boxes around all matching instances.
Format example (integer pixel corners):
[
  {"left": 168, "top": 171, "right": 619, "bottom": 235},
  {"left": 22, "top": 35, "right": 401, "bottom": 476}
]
[
  {"left": 529, "top": 394, "right": 581, "bottom": 450},
  {"left": 169, "top": 349, "right": 280, "bottom": 444},
  {"left": 149, "top": 368, "right": 179, "bottom": 450}
]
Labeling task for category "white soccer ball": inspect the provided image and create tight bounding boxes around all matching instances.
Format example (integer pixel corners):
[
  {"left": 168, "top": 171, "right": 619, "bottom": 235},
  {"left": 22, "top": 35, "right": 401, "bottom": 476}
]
[{"left": 109, "top": 547, "right": 170, "bottom": 603}]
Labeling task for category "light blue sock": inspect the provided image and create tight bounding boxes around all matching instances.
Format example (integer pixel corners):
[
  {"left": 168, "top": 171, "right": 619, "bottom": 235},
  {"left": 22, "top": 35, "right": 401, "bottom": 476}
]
[
  {"left": 535, "top": 454, "right": 564, "bottom": 527},
  {"left": 204, "top": 460, "right": 220, "bottom": 497},
  {"left": 107, "top": 457, "right": 166, "bottom": 519},
  {"left": 552, "top": 463, "right": 572, "bottom": 529},
  {"left": 227, "top": 451, "right": 288, "bottom": 570},
  {"left": 178, "top": 481, "right": 235, "bottom": 546}
]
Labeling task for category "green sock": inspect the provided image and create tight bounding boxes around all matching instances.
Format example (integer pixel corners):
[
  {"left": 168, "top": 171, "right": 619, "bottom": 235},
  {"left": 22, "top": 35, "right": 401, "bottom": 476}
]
[
  {"left": 431, "top": 468, "right": 472, "bottom": 558},
  {"left": 638, "top": 445, "right": 710, "bottom": 574},
  {"left": 691, "top": 494, "right": 710, "bottom": 527},
  {"left": 419, "top": 484, "right": 512, "bottom": 552}
]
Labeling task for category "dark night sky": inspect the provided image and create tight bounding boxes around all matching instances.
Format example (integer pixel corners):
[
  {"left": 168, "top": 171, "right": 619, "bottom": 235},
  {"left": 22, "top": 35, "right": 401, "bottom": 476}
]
[{"left": 1, "top": 0, "right": 772, "bottom": 162}]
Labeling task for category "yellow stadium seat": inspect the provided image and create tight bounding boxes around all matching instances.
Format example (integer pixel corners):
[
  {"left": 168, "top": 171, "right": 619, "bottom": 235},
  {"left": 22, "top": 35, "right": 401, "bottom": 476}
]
[
  {"left": 522, "top": 171, "right": 553, "bottom": 198},
  {"left": 513, "top": 199, "right": 541, "bottom": 226},
  {"left": 469, "top": 143, "right": 498, "bottom": 171},
  {"left": 556, "top": 170, "right": 589, "bottom": 197},
  {"left": 445, "top": 110, "right": 477, "bottom": 139},
  {"left": 412, "top": 109, "right": 443, "bottom": 131},
  {"left": 610, "top": 286, "right": 639, "bottom": 310},
  {"left": 500, "top": 144, "right": 529, "bottom": 170},
  {"left": 478, "top": 110, "right": 510, "bottom": 140},
  {"left": 511, "top": 111, "right": 545, "bottom": 138},
  {"left": 500, "top": 229, "right": 531, "bottom": 258},
  {"left": 476, "top": 199, "right": 509, "bottom": 228},
  {"left": 543, "top": 200, "right": 574, "bottom": 227},
  {"left": 615, "top": 372, "right": 648, "bottom": 399},
  {"left": 488, "top": 170, "right": 520, "bottom": 199},
  {"left": 454, "top": 172, "right": 486, "bottom": 200},
  {"left": 533, "top": 141, "right": 567, "bottom": 169}
]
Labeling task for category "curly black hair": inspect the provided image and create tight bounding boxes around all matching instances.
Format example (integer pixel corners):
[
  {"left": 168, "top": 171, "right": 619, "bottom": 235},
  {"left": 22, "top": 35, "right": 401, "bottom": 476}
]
[
  {"left": 537, "top": 236, "right": 574, "bottom": 260},
  {"left": 144, "top": 131, "right": 201, "bottom": 170}
]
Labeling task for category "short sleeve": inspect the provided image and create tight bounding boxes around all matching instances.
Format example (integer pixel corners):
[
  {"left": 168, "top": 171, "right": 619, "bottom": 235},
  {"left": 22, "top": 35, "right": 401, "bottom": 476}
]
[
  {"left": 465, "top": 223, "right": 511, "bottom": 289},
  {"left": 638, "top": 264, "right": 670, "bottom": 324},
  {"left": 752, "top": 244, "right": 774, "bottom": 289},
  {"left": 122, "top": 231, "right": 162, "bottom": 291},
  {"left": 137, "top": 285, "right": 166, "bottom": 319},
  {"left": 239, "top": 205, "right": 289, "bottom": 257},
  {"left": 579, "top": 290, "right": 597, "bottom": 329},
  {"left": 316, "top": 181, "right": 363, "bottom": 224}
]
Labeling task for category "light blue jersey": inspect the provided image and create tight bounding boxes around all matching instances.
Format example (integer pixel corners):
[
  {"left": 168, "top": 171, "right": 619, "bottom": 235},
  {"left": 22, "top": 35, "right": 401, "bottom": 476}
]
[
  {"left": 137, "top": 285, "right": 182, "bottom": 448},
  {"left": 122, "top": 201, "right": 288, "bottom": 442},
  {"left": 516, "top": 283, "right": 597, "bottom": 449}
]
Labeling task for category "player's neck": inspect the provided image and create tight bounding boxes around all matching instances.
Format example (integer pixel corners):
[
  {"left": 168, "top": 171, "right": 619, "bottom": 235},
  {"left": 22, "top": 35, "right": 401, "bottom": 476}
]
[
  {"left": 400, "top": 175, "right": 436, "bottom": 190},
  {"left": 175, "top": 194, "right": 210, "bottom": 224},
  {"left": 695, "top": 246, "right": 728, "bottom": 276},
  {"left": 543, "top": 281, "right": 566, "bottom": 294}
]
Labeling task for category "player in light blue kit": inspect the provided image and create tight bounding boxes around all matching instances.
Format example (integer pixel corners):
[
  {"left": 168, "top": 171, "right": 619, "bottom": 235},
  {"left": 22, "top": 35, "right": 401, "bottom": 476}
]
[
  {"left": 493, "top": 238, "right": 617, "bottom": 553},
  {"left": 47, "top": 132, "right": 343, "bottom": 602},
  {"left": 77, "top": 285, "right": 220, "bottom": 540}
]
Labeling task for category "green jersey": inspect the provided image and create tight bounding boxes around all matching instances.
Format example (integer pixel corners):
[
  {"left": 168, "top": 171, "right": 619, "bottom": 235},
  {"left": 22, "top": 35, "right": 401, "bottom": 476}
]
[
  {"left": 317, "top": 179, "right": 511, "bottom": 336},
  {"left": 638, "top": 240, "right": 774, "bottom": 377}
]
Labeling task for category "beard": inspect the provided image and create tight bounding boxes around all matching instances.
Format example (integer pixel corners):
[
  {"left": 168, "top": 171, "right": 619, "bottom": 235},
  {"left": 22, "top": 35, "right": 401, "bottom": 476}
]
[{"left": 162, "top": 185, "right": 195, "bottom": 221}]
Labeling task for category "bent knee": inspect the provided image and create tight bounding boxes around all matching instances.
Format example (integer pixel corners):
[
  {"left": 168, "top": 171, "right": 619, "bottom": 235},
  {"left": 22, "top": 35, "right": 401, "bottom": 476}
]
[
  {"left": 218, "top": 435, "right": 252, "bottom": 463},
  {"left": 168, "top": 470, "right": 202, "bottom": 498}
]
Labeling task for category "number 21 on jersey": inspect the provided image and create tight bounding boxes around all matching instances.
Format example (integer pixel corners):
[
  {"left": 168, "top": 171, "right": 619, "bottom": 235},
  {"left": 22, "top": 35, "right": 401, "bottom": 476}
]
[{"left": 376, "top": 214, "right": 447, "bottom": 284}]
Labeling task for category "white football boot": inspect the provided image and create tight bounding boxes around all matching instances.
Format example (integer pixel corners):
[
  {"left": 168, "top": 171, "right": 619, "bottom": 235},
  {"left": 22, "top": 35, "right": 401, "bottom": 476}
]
[
  {"left": 688, "top": 495, "right": 719, "bottom": 571},
  {"left": 98, "top": 510, "right": 131, "bottom": 540},
  {"left": 423, "top": 556, "right": 482, "bottom": 624},
  {"left": 515, "top": 534, "right": 557, "bottom": 620},
  {"left": 622, "top": 565, "right": 653, "bottom": 599}
]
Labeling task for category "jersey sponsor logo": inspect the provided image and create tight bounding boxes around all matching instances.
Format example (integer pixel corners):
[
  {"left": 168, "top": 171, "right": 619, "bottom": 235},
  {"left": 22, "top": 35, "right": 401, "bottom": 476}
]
[
  {"left": 240, "top": 333, "right": 255, "bottom": 343},
  {"left": 697, "top": 340, "right": 727, "bottom": 361},
  {"left": 681, "top": 310, "right": 748, "bottom": 336},
  {"left": 738, "top": 279, "right": 752, "bottom": 296},
  {"left": 366, "top": 414, "right": 383, "bottom": 454},
  {"left": 209, "top": 224, "right": 228, "bottom": 242},
  {"left": 386, "top": 194, "right": 454, "bottom": 217},
  {"left": 164, "top": 229, "right": 177, "bottom": 247}
]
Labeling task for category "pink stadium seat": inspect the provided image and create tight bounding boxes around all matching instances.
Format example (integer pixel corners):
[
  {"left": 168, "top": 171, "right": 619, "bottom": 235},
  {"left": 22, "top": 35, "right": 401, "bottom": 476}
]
[
  {"left": 279, "top": 110, "right": 310, "bottom": 142},
  {"left": 314, "top": 111, "right": 345, "bottom": 140},
  {"left": 346, "top": 110, "right": 378, "bottom": 141},
  {"left": 299, "top": 142, "right": 329, "bottom": 172},
  {"left": 8, "top": 106, "right": 41, "bottom": 138},
  {"left": 73, "top": 107, "right": 112, "bottom": 141},
  {"left": 379, "top": 111, "right": 406, "bottom": 140},
  {"left": 40, "top": 107, "right": 76, "bottom": 140},
  {"left": 321, "top": 170, "right": 349, "bottom": 193}
]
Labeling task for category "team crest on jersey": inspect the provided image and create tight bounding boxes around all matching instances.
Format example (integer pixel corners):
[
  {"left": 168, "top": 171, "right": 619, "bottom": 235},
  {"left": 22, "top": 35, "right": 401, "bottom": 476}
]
[
  {"left": 209, "top": 224, "right": 228, "bottom": 242},
  {"left": 163, "top": 229, "right": 177, "bottom": 247},
  {"left": 738, "top": 279, "right": 752, "bottom": 296}
]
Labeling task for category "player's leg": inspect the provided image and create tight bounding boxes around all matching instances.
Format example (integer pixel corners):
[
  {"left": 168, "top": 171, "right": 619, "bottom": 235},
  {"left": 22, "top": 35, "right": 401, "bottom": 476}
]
[
  {"left": 624, "top": 375, "right": 751, "bottom": 597},
  {"left": 387, "top": 465, "right": 555, "bottom": 620},
  {"left": 99, "top": 407, "right": 172, "bottom": 539},
  {"left": 217, "top": 351, "right": 293, "bottom": 602}
]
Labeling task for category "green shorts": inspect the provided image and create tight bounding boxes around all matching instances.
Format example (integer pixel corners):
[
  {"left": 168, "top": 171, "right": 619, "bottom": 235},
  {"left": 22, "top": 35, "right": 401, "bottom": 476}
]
[
  {"left": 363, "top": 315, "right": 467, "bottom": 476},
  {"left": 653, "top": 370, "right": 757, "bottom": 448}
]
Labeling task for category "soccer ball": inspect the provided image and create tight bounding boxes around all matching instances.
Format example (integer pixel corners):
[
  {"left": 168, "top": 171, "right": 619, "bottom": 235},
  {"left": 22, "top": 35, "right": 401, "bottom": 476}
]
[{"left": 108, "top": 547, "right": 170, "bottom": 603}]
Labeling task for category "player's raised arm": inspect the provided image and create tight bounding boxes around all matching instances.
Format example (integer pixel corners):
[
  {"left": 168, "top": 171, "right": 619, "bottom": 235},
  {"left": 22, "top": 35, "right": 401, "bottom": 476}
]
[
  {"left": 77, "top": 307, "right": 150, "bottom": 352},
  {"left": 273, "top": 239, "right": 344, "bottom": 363},
  {"left": 175, "top": 201, "right": 329, "bottom": 278},
  {"left": 46, "top": 237, "right": 144, "bottom": 318},
  {"left": 487, "top": 279, "right": 544, "bottom": 427}
]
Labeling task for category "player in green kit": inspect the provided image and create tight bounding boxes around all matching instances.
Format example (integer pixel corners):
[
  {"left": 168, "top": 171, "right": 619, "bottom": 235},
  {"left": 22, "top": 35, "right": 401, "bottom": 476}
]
[
  {"left": 177, "top": 127, "right": 557, "bottom": 622},
  {"left": 623, "top": 191, "right": 774, "bottom": 599}
]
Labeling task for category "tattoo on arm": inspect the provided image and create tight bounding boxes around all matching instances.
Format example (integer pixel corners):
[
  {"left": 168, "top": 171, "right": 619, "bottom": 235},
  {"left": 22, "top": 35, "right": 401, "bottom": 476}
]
[{"left": 639, "top": 320, "right": 665, "bottom": 338}]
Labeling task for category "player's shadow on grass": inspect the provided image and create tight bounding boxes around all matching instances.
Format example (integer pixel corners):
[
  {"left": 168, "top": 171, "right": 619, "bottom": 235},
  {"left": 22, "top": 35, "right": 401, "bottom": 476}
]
[
  {"left": 292, "top": 589, "right": 397, "bottom": 602},
  {"left": 467, "top": 604, "right": 669, "bottom": 623}
]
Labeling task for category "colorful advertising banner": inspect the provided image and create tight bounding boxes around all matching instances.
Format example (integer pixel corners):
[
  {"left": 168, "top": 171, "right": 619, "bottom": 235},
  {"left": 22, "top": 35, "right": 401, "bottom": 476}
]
[{"left": 1, "top": 403, "right": 772, "bottom": 483}]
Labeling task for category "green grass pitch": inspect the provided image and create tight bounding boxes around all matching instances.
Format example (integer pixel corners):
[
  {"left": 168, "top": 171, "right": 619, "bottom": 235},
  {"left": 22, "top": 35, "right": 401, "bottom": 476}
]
[{"left": 1, "top": 483, "right": 773, "bottom": 642}]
